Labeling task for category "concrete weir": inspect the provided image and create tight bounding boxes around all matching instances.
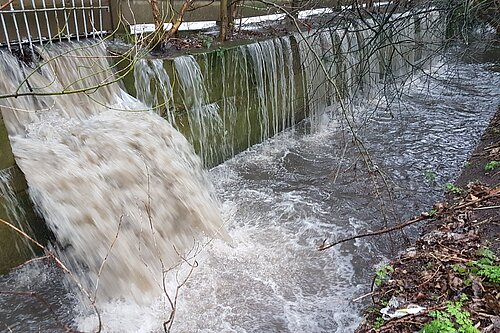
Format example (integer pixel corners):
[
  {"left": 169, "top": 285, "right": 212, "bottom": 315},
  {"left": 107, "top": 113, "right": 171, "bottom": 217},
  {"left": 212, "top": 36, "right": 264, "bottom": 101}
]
[
  {"left": 0, "top": 115, "right": 44, "bottom": 273},
  {"left": 0, "top": 10, "right": 442, "bottom": 272},
  {"left": 116, "top": 11, "right": 440, "bottom": 167},
  {"left": 118, "top": 36, "right": 308, "bottom": 167}
]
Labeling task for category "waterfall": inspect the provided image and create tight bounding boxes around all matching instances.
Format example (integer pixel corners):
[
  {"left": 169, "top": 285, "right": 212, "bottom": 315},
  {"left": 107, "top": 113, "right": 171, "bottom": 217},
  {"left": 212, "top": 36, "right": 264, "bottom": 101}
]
[
  {"left": 0, "top": 41, "right": 229, "bottom": 304},
  {"left": 134, "top": 58, "right": 177, "bottom": 125},
  {"left": 245, "top": 37, "right": 297, "bottom": 142},
  {"left": 133, "top": 38, "right": 298, "bottom": 166},
  {"left": 297, "top": 30, "right": 333, "bottom": 128},
  {"left": 130, "top": 13, "right": 444, "bottom": 168},
  {"left": 173, "top": 55, "right": 225, "bottom": 166},
  {"left": 0, "top": 169, "right": 27, "bottom": 231},
  {"left": 0, "top": 168, "right": 32, "bottom": 252}
]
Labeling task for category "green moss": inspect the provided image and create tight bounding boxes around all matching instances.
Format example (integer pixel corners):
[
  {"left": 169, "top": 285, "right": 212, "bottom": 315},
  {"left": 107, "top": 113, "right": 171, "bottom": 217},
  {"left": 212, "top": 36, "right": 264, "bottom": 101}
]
[
  {"left": 0, "top": 179, "right": 47, "bottom": 274},
  {"left": 0, "top": 222, "right": 34, "bottom": 274},
  {"left": 0, "top": 114, "right": 15, "bottom": 170},
  {"left": 115, "top": 40, "right": 308, "bottom": 167},
  {"left": 484, "top": 161, "right": 500, "bottom": 172}
]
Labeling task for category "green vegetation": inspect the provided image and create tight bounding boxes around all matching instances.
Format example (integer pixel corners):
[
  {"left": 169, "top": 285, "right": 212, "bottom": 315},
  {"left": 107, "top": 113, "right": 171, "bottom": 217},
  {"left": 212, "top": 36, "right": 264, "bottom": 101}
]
[
  {"left": 452, "top": 263, "right": 468, "bottom": 275},
  {"left": 428, "top": 247, "right": 500, "bottom": 332},
  {"left": 424, "top": 170, "right": 437, "bottom": 182},
  {"left": 198, "top": 35, "right": 214, "bottom": 49},
  {"left": 452, "top": 247, "right": 500, "bottom": 284},
  {"left": 475, "top": 264, "right": 500, "bottom": 283},
  {"left": 476, "top": 247, "right": 496, "bottom": 261},
  {"left": 374, "top": 316, "right": 385, "bottom": 329},
  {"left": 428, "top": 208, "right": 438, "bottom": 217},
  {"left": 446, "top": 183, "right": 463, "bottom": 194},
  {"left": 374, "top": 265, "right": 394, "bottom": 287},
  {"left": 484, "top": 160, "right": 500, "bottom": 172},
  {"left": 451, "top": 264, "right": 473, "bottom": 285},
  {"left": 420, "top": 298, "right": 479, "bottom": 333},
  {"left": 469, "top": 247, "right": 500, "bottom": 284}
]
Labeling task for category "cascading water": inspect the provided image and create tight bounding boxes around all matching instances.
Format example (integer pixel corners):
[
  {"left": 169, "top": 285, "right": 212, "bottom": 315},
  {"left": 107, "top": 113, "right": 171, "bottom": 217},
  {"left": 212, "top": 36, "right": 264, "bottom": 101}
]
[
  {"left": 295, "top": 11, "right": 442, "bottom": 126},
  {"left": 297, "top": 29, "right": 336, "bottom": 128},
  {"left": 133, "top": 57, "right": 177, "bottom": 125},
  {"left": 173, "top": 55, "right": 225, "bottom": 166},
  {"left": 0, "top": 41, "right": 229, "bottom": 310},
  {"left": 131, "top": 11, "right": 444, "bottom": 171},
  {"left": 0, "top": 169, "right": 28, "bottom": 234},
  {"left": 1, "top": 8, "right": 499, "bottom": 333},
  {"left": 245, "top": 38, "right": 297, "bottom": 141},
  {"left": 133, "top": 36, "right": 298, "bottom": 167}
]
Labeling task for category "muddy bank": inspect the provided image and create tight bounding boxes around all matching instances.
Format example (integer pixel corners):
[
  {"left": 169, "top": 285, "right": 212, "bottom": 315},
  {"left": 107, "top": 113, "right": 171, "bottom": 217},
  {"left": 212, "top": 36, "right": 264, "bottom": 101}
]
[{"left": 355, "top": 108, "right": 500, "bottom": 333}]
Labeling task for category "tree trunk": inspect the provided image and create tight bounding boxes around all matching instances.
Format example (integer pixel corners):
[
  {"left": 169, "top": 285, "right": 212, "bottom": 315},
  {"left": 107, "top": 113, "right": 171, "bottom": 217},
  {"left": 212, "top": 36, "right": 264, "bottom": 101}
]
[
  {"left": 287, "top": 0, "right": 300, "bottom": 24},
  {"left": 166, "top": 0, "right": 192, "bottom": 39},
  {"left": 219, "top": 0, "right": 229, "bottom": 41},
  {"left": 148, "top": 0, "right": 162, "bottom": 30},
  {"left": 147, "top": 0, "right": 165, "bottom": 48}
]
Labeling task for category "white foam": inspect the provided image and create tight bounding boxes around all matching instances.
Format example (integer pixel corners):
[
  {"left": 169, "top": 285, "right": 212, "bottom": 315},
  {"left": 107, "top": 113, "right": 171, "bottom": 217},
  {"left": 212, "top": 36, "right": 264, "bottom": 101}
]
[{"left": 0, "top": 42, "right": 229, "bottom": 309}]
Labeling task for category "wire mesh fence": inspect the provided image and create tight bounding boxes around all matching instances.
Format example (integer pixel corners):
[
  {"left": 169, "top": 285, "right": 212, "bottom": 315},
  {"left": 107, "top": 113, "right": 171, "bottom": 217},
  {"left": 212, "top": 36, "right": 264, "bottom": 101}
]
[{"left": 0, "top": 0, "right": 112, "bottom": 52}]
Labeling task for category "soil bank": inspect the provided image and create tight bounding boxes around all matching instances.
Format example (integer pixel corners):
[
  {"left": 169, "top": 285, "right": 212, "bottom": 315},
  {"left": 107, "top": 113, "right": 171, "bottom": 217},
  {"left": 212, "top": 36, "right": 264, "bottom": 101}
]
[{"left": 354, "top": 107, "right": 500, "bottom": 333}]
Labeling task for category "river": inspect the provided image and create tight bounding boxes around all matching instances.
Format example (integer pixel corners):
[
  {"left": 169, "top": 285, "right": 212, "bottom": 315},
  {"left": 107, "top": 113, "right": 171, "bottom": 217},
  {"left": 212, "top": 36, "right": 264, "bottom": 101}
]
[{"left": 1, "top": 39, "right": 499, "bottom": 332}]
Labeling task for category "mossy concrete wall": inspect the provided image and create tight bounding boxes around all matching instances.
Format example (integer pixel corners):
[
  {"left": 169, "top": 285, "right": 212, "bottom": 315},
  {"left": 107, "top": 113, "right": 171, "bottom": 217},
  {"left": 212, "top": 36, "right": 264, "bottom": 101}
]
[
  {"left": 116, "top": 36, "right": 309, "bottom": 166},
  {"left": 0, "top": 115, "right": 45, "bottom": 274},
  {"left": 0, "top": 181, "right": 44, "bottom": 274},
  {"left": 0, "top": 114, "right": 14, "bottom": 170}
]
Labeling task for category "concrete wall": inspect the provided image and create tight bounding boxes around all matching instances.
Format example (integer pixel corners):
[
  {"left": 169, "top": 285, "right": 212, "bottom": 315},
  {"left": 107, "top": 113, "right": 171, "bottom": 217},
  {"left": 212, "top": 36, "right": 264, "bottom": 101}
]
[
  {"left": 0, "top": 114, "right": 14, "bottom": 170},
  {"left": 0, "top": 115, "right": 46, "bottom": 273},
  {"left": 0, "top": 179, "right": 45, "bottom": 274},
  {"left": 115, "top": 36, "right": 309, "bottom": 166}
]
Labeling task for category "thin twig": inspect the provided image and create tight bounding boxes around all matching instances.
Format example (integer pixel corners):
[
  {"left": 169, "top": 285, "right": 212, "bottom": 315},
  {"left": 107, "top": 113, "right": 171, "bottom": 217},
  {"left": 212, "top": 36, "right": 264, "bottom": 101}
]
[
  {"left": 0, "top": 218, "right": 44, "bottom": 250},
  {"left": 353, "top": 291, "right": 374, "bottom": 302},
  {"left": 473, "top": 205, "right": 500, "bottom": 211},
  {"left": 320, "top": 188, "right": 500, "bottom": 251},
  {"left": 454, "top": 189, "right": 500, "bottom": 209},
  {"left": 319, "top": 214, "right": 431, "bottom": 251},
  {"left": 0, "top": 290, "right": 82, "bottom": 333},
  {"left": 93, "top": 215, "right": 124, "bottom": 302},
  {"left": 417, "top": 264, "right": 442, "bottom": 288},
  {"left": 0, "top": 217, "right": 102, "bottom": 332},
  {"left": 162, "top": 246, "right": 199, "bottom": 333},
  {"left": 11, "top": 255, "right": 50, "bottom": 271},
  {"left": 0, "top": 0, "right": 14, "bottom": 10}
]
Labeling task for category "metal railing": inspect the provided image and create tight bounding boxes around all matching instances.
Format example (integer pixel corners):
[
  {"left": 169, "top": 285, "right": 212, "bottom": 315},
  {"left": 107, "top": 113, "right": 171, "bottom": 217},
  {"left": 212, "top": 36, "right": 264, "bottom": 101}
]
[{"left": 0, "top": 0, "right": 112, "bottom": 53}]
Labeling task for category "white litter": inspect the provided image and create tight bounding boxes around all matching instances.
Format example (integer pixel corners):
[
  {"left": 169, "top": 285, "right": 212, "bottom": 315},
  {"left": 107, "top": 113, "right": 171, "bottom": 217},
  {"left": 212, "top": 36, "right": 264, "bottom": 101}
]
[{"left": 380, "top": 296, "right": 426, "bottom": 320}]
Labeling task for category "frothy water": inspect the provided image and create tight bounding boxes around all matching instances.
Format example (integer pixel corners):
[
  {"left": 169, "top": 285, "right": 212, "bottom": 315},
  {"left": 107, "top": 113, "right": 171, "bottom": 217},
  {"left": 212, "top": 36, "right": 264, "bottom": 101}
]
[
  {"left": 0, "top": 30, "right": 499, "bottom": 333},
  {"left": 0, "top": 41, "right": 229, "bottom": 314},
  {"left": 170, "top": 60, "right": 500, "bottom": 332},
  {"left": 0, "top": 168, "right": 28, "bottom": 234},
  {"left": 1, "top": 56, "right": 491, "bottom": 333}
]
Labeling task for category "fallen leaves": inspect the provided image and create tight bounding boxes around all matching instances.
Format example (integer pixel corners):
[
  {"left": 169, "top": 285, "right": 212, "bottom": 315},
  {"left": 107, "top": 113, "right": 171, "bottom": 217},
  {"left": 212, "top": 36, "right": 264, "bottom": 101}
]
[{"left": 355, "top": 182, "right": 500, "bottom": 333}]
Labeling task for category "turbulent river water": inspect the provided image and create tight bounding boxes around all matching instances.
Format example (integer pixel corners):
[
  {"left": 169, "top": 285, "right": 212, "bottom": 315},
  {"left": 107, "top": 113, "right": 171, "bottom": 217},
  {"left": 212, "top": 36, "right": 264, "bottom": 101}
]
[{"left": 1, "top": 42, "right": 500, "bottom": 332}]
